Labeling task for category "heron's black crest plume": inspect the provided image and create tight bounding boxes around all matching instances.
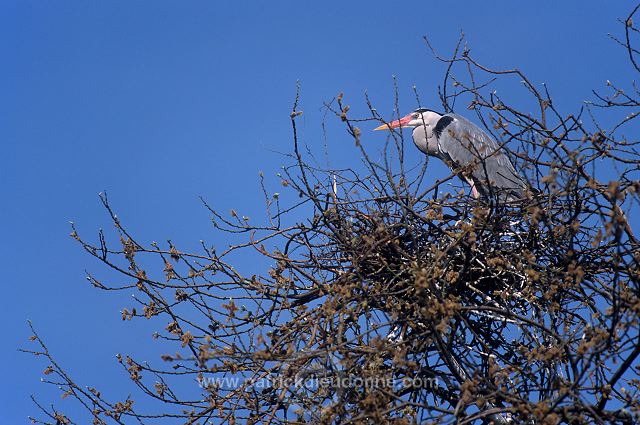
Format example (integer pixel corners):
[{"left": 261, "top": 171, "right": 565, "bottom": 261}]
[
  {"left": 433, "top": 115, "right": 454, "bottom": 138},
  {"left": 414, "top": 107, "right": 442, "bottom": 114}
]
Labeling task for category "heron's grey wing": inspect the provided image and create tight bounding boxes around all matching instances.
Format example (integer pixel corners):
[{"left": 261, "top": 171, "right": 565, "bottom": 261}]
[{"left": 437, "top": 114, "right": 527, "bottom": 198}]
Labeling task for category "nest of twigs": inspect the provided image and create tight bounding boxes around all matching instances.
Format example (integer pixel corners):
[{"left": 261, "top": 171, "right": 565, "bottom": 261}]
[{"left": 318, "top": 199, "right": 546, "bottom": 323}]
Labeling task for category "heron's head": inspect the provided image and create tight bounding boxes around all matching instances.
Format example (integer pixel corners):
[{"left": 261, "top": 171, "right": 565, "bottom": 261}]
[
  {"left": 374, "top": 108, "right": 443, "bottom": 131},
  {"left": 374, "top": 108, "right": 443, "bottom": 156}
]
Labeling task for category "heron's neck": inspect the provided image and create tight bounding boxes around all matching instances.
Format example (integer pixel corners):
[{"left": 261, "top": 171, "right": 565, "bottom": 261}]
[{"left": 412, "top": 125, "right": 440, "bottom": 157}]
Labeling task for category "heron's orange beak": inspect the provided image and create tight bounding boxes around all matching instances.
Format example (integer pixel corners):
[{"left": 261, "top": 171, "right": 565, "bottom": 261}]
[{"left": 373, "top": 114, "right": 412, "bottom": 131}]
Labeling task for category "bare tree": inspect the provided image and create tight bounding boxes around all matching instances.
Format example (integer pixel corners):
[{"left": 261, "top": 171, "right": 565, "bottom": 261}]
[{"left": 24, "top": 5, "right": 640, "bottom": 424}]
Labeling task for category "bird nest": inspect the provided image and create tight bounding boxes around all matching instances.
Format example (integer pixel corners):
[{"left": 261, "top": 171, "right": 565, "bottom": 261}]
[{"left": 315, "top": 200, "right": 542, "bottom": 323}]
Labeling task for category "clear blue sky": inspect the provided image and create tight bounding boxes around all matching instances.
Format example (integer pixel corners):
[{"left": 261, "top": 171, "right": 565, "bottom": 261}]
[{"left": 2, "top": 1, "right": 636, "bottom": 422}]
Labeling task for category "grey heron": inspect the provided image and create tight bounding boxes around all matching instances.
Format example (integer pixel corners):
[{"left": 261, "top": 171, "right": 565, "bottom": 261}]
[{"left": 375, "top": 108, "right": 529, "bottom": 201}]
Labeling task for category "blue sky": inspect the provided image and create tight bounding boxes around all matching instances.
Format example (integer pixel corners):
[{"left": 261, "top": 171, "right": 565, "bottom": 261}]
[{"left": 2, "top": 1, "right": 636, "bottom": 422}]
